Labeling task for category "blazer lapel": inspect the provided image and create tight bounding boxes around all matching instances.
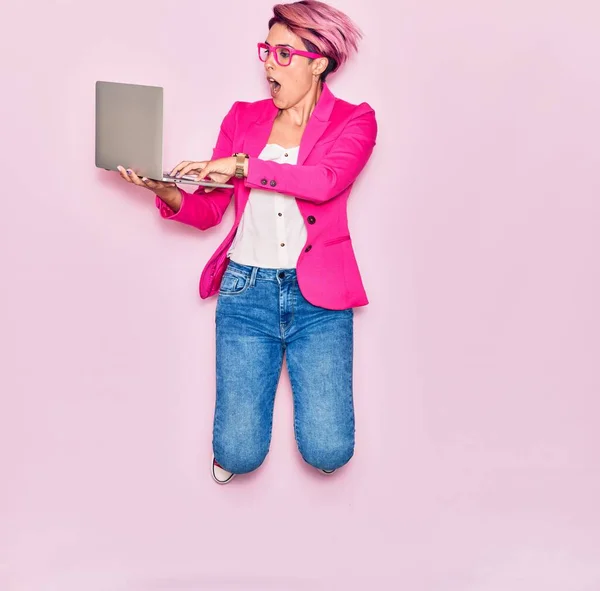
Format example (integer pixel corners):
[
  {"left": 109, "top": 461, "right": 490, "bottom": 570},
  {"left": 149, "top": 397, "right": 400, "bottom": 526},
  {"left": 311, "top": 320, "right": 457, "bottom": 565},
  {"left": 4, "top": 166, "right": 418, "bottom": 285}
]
[{"left": 297, "top": 83, "right": 336, "bottom": 165}]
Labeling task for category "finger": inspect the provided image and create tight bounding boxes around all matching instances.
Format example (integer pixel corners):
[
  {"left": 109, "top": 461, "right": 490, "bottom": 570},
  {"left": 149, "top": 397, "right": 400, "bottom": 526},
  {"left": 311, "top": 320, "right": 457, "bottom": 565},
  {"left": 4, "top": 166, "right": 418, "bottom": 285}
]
[
  {"left": 117, "top": 165, "right": 132, "bottom": 183},
  {"left": 197, "top": 163, "right": 213, "bottom": 181},
  {"left": 127, "top": 170, "right": 146, "bottom": 186},
  {"left": 140, "top": 177, "right": 160, "bottom": 190},
  {"left": 178, "top": 161, "right": 207, "bottom": 178},
  {"left": 169, "top": 161, "right": 191, "bottom": 177},
  {"left": 142, "top": 178, "right": 176, "bottom": 190}
]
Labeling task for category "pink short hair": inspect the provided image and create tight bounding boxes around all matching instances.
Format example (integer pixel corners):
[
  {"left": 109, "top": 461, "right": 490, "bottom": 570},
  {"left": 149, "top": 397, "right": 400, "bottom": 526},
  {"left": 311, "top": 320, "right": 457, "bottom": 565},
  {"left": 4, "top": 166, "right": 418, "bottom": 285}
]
[{"left": 268, "top": 1, "right": 362, "bottom": 80}]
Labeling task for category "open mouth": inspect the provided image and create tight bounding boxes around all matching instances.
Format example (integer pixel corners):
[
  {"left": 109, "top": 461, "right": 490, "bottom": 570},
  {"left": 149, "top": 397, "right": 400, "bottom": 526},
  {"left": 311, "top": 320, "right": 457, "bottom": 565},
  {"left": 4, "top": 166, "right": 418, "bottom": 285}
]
[{"left": 267, "top": 76, "right": 281, "bottom": 96}]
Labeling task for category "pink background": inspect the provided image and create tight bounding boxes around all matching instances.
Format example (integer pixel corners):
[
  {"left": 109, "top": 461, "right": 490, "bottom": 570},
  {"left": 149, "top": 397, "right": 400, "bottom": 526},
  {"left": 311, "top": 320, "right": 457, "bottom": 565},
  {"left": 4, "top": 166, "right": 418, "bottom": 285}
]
[{"left": 1, "top": 0, "right": 600, "bottom": 589}]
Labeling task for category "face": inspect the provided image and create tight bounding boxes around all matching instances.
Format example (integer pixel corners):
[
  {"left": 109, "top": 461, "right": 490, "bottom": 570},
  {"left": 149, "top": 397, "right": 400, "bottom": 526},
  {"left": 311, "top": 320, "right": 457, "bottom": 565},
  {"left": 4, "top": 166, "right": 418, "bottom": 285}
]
[{"left": 263, "top": 22, "right": 328, "bottom": 109}]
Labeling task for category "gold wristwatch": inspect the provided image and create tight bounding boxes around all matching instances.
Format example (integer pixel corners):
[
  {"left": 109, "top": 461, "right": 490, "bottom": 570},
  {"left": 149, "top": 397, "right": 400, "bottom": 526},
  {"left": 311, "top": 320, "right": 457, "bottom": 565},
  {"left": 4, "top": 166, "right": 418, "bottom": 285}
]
[{"left": 233, "top": 153, "right": 249, "bottom": 179}]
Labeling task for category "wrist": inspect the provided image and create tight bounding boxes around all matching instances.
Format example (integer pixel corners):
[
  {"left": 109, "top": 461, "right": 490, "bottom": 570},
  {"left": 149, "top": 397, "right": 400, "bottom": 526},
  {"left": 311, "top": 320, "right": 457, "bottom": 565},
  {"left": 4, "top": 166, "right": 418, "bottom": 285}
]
[
  {"left": 157, "top": 186, "right": 179, "bottom": 199},
  {"left": 157, "top": 186, "right": 181, "bottom": 207}
]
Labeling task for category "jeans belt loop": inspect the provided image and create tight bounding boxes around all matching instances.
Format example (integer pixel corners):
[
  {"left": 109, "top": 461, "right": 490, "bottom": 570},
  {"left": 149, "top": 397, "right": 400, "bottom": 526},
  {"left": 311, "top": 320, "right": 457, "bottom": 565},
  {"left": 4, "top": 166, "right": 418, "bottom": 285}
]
[{"left": 249, "top": 266, "right": 258, "bottom": 287}]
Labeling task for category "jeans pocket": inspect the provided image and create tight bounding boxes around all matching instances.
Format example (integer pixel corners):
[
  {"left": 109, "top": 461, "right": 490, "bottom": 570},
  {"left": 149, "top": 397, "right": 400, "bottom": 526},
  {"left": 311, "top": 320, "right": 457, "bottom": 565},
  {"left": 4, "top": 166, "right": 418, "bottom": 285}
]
[{"left": 219, "top": 271, "right": 249, "bottom": 295}]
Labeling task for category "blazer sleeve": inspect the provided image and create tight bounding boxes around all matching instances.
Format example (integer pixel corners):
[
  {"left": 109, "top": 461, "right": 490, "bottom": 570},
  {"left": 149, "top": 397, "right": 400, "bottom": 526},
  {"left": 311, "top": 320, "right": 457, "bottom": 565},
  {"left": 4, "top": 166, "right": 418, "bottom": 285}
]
[
  {"left": 155, "top": 102, "right": 238, "bottom": 230},
  {"left": 244, "top": 104, "right": 377, "bottom": 204}
]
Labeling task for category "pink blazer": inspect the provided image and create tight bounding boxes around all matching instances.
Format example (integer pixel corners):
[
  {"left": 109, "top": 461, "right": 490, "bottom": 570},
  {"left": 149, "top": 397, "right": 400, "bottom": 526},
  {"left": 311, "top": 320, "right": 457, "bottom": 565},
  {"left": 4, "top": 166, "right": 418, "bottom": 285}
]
[{"left": 155, "top": 83, "right": 377, "bottom": 310}]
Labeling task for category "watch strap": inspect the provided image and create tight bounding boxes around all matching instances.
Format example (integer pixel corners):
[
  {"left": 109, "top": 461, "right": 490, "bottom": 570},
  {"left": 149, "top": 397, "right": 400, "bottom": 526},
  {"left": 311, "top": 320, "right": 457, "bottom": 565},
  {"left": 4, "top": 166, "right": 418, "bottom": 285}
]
[{"left": 233, "top": 153, "right": 248, "bottom": 178}]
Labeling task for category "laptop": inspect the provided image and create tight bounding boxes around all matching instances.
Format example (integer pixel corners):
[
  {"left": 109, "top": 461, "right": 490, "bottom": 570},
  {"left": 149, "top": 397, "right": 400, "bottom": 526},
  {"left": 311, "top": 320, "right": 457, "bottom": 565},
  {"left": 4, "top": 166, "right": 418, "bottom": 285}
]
[{"left": 95, "top": 81, "right": 234, "bottom": 188}]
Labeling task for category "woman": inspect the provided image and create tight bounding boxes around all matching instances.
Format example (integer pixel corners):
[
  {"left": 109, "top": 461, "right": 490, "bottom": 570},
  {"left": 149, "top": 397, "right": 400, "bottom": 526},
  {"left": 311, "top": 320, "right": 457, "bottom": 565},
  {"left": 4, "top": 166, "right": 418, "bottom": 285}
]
[{"left": 117, "top": 0, "right": 377, "bottom": 484}]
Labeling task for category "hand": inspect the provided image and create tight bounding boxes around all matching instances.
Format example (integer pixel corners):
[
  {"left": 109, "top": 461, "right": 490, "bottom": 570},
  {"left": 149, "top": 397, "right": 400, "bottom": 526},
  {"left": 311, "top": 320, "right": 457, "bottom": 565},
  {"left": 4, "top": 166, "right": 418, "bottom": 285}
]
[
  {"left": 169, "top": 157, "right": 237, "bottom": 191},
  {"left": 116, "top": 165, "right": 176, "bottom": 195}
]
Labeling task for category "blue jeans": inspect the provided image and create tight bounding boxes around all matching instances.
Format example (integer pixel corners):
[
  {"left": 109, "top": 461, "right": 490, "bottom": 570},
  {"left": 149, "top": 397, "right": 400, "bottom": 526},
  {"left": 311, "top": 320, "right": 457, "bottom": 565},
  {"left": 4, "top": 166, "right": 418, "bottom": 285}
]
[{"left": 213, "top": 260, "right": 355, "bottom": 474}]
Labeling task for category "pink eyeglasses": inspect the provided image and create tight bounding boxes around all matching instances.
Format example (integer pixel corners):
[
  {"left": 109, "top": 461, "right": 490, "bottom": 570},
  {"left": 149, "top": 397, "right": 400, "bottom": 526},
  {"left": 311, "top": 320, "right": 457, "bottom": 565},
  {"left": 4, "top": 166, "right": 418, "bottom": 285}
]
[{"left": 257, "top": 42, "right": 324, "bottom": 67}]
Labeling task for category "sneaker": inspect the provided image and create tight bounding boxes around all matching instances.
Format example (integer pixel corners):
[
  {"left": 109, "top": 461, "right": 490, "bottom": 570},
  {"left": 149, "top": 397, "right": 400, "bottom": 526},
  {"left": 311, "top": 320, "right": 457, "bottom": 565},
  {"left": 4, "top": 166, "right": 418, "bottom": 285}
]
[
  {"left": 320, "top": 468, "right": 336, "bottom": 475},
  {"left": 212, "top": 456, "right": 235, "bottom": 484}
]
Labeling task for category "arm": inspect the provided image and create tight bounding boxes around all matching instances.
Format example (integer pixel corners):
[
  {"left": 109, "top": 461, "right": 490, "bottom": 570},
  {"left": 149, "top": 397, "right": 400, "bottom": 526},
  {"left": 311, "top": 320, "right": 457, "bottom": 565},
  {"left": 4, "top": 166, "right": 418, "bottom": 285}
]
[
  {"left": 155, "top": 102, "right": 239, "bottom": 230},
  {"left": 244, "top": 105, "right": 377, "bottom": 204}
]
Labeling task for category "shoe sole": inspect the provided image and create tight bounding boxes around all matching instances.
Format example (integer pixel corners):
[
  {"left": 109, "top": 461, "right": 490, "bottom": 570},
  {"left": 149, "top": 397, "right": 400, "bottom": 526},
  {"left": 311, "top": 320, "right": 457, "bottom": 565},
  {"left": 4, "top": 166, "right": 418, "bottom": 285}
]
[{"left": 212, "top": 457, "right": 235, "bottom": 485}]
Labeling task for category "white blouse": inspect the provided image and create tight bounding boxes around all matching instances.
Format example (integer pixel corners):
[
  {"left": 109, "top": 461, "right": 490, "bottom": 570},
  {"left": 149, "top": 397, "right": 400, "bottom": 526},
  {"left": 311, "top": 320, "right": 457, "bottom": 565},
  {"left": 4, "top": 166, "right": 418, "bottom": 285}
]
[{"left": 227, "top": 143, "right": 307, "bottom": 269}]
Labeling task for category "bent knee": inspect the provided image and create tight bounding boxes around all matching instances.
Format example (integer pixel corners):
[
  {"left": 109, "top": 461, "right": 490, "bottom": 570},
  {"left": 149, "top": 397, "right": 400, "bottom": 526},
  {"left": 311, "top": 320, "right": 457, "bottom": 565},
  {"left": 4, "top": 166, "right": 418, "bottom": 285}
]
[
  {"left": 213, "top": 438, "right": 269, "bottom": 474},
  {"left": 298, "top": 436, "right": 355, "bottom": 471}
]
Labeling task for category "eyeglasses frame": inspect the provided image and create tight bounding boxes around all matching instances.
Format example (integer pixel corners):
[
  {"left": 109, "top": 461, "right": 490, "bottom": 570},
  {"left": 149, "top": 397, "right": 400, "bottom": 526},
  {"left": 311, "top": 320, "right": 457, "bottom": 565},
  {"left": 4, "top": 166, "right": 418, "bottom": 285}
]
[{"left": 257, "top": 42, "right": 325, "bottom": 66}]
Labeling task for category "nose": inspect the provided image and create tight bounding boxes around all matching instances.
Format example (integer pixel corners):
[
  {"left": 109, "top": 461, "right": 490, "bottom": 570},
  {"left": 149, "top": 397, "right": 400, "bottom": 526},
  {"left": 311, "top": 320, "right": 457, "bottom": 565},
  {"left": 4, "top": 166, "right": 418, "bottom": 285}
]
[{"left": 263, "top": 50, "right": 277, "bottom": 70}]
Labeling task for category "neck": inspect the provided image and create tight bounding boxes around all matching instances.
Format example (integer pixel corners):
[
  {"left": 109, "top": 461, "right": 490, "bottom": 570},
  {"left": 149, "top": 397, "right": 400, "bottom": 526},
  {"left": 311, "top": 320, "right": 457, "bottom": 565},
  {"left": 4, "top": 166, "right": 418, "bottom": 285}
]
[{"left": 278, "top": 80, "right": 323, "bottom": 127}]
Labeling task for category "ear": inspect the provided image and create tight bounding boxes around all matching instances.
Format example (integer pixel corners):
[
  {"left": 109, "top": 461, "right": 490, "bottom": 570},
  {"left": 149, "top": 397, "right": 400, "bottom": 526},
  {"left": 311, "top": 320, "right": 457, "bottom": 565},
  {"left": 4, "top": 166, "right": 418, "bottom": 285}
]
[{"left": 312, "top": 56, "right": 329, "bottom": 77}]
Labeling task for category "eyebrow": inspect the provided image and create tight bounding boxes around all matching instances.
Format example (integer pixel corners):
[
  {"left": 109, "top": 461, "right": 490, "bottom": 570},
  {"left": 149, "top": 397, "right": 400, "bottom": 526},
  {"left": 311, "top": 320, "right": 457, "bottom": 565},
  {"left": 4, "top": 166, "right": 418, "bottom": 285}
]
[{"left": 264, "top": 41, "right": 294, "bottom": 48}]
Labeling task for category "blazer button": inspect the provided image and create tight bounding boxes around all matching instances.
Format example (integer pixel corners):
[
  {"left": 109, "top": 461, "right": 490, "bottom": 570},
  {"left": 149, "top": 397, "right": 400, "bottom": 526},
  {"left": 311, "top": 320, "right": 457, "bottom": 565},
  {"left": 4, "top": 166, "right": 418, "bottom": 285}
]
[
  {"left": 270, "top": 180, "right": 277, "bottom": 187},
  {"left": 261, "top": 178, "right": 268, "bottom": 185},
  {"left": 304, "top": 245, "right": 312, "bottom": 252},
  {"left": 307, "top": 215, "right": 316, "bottom": 224}
]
